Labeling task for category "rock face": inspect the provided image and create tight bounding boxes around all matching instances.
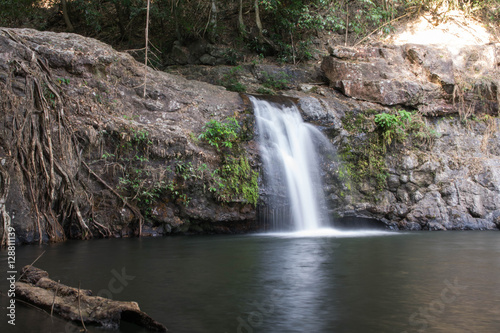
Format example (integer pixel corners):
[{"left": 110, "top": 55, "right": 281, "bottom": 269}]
[
  {"left": 321, "top": 44, "right": 499, "bottom": 115},
  {"left": 0, "top": 28, "right": 259, "bottom": 244},
  {"left": 0, "top": 28, "right": 499, "bottom": 243},
  {"left": 384, "top": 119, "right": 500, "bottom": 230},
  {"left": 282, "top": 87, "right": 500, "bottom": 231},
  {"left": 316, "top": 43, "right": 500, "bottom": 231}
]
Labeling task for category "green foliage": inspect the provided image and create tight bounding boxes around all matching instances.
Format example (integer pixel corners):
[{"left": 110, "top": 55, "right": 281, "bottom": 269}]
[
  {"left": 258, "top": 0, "right": 343, "bottom": 62},
  {"left": 42, "top": 83, "right": 56, "bottom": 107},
  {"left": 118, "top": 170, "right": 182, "bottom": 213},
  {"left": 4, "top": 1, "right": 498, "bottom": 68},
  {"left": 256, "top": 87, "right": 276, "bottom": 95},
  {"left": 198, "top": 116, "right": 259, "bottom": 206},
  {"left": 72, "top": 0, "right": 104, "bottom": 32},
  {"left": 338, "top": 133, "right": 389, "bottom": 192},
  {"left": 175, "top": 161, "right": 205, "bottom": 181},
  {"left": 374, "top": 110, "right": 412, "bottom": 147},
  {"left": 198, "top": 117, "right": 240, "bottom": 150},
  {"left": 101, "top": 126, "right": 191, "bottom": 214},
  {"left": 56, "top": 77, "right": 70, "bottom": 85},
  {"left": 247, "top": 37, "right": 273, "bottom": 55},
  {"left": 0, "top": 0, "right": 45, "bottom": 27},
  {"left": 214, "top": 156, "right": 259, "bottom": 206},
  {"left": 103, "top": 114, "right": 258, "bottom": 216},
  {"left": 375, "top": 109, "right": 440, "bottom": 149},
  {"left": 260, "top": 71, "right": 290, "bottom": 90},
  {"left": 218, "top": 66, "right": 246, "bottom": 92},
  {"left": 257, "top": 0, "right": 398, "bottom": 62},
  {"left": 131, "top": 129, "right": 153, "bottom": 145},
  {"left": 339, "top": 108, "right": 440, "bottom": 193},
  {"left": 221, "top": 48, "right": 242, "bottom": 66},
  {"left": 102, "top": 152, "right": 115, "bottom": 159}
]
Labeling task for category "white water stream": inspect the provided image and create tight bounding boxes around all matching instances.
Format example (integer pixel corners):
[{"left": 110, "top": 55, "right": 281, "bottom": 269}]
[{"left": 251, "top": 96, "right": 331, "bottom": 231}]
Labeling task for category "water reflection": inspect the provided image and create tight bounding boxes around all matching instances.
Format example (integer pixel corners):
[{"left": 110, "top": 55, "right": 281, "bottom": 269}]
[{"left": 1, "top": 232, "right": 500, "bottom": 333}]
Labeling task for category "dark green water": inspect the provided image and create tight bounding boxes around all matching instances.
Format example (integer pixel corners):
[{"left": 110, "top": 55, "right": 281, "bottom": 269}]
[{"left": 1, "top": 231, "right": 500, "bottom": 333}]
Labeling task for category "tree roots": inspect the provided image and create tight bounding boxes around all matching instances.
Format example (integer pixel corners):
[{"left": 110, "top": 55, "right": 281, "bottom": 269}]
[{"left": 0, "top": 29, "right": 140, "bottom": 245}]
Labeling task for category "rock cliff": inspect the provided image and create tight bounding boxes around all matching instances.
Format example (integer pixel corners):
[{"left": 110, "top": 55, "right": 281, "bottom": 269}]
[
  {"left": 0, "top": 28, "right": 499, "bottom": 244},
  {"left": 318, "top": 43, "right": 500, "bottom": 230},
  {"left": 0, "top": 28, "right": 258, "bottom": 244}
]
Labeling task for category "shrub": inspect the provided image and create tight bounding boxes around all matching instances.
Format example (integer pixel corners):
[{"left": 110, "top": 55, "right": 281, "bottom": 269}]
[
  {"left": 198, "top": 117, "right": 240, "bottom": 150},
  {"left": 219, "top": 66, "right": 247, "bottom": 93}
]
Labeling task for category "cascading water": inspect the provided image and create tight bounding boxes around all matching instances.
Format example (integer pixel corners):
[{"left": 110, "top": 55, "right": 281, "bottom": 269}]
[{"left": 251, "top": 96, "right": 333, "bottom": 231}]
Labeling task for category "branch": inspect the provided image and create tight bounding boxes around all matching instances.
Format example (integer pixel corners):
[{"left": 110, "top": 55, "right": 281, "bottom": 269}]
[{"left": 354, "top": 12, "right": 412, "bottom": 47}]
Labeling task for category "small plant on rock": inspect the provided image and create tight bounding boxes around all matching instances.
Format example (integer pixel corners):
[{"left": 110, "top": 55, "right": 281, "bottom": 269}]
[
  {"left": 260, "top": 71, "right": 290, "bottom": 91},
  {"left": 219, "top": 65, "right": 247, "bottom": 92},
  {"left": 198, "top": 117, "right": 240, "bottom": 150},
  {"left": 374, "top": 109, "right": 412, "bottom": 147}
]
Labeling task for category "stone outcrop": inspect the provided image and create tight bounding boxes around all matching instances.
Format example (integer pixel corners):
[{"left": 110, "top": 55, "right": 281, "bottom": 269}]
[
  {"left": 0, "top": 28, "right": 499, "bottom": 243},
  {"left": 308, "top": 43, "right": 500, "bottom": 231},
  {"left": 321, "top": 44, "right": 499, "bottom": 116},
  {"left": 282, "top": 86, "right": 500, "bottom": 231},
  {"left": 0, "top": 28, "right": 259, "bottom": 244}
]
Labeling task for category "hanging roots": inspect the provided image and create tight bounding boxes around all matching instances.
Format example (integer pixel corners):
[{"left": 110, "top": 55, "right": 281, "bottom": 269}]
[{"left": 0, "top": 29, "right": 110, "bottom": 243}]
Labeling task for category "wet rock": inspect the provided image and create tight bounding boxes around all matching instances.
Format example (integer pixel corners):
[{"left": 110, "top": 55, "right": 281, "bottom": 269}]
[
  {"left": 488, "top": 210, "right": 500, "bottom": 229},
  {"left": 402, "top": 221, "right": 422, "bottom": 231},
  {"left": 392, "top": 203, "right": 409, "bottom": 218},
  {"left": 298, "top": 96, "right": 326, "bottom": 121},
  {"left": 468, "top": 195, "right": 486, "bottom": 218},
  {"left": 396, "top": 189, "right": 410, "bottom": 204},
  {"left": 428, "top": 221, "right": 447, "bottom": 231}
]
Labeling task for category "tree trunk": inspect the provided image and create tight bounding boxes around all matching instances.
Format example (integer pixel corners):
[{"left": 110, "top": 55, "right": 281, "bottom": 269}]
[
  {"left": 172, "top": 0, "right": 183, "bottom": 42},
  {"left": 61, "top": 0, "right": 74, "bottom": 32},
  {"left": 255, "top": 0, "right": 263, "bottom": 38},
  {"left": 238, "top": 0, "right": 246, "bottom": 36},
  {"left": 208, "top": 0, "right": 218, "bottom": 43}
]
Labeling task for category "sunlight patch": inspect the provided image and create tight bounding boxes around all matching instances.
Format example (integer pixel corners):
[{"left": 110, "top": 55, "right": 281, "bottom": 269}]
[{"left": 386, "top": 10, "right": 496, "bottom": 46}]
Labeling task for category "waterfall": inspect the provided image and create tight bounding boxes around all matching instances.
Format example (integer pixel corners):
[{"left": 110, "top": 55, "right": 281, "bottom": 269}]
[{"left": 251, "top": 96, "right": 331, "bottom": 231}]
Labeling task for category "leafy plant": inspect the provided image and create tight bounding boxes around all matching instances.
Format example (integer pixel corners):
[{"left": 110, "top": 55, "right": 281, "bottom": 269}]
[
  {"left": 132, "top": 129, "right": 153, "bottom": 145},
  {"left": 375, "top": 109, "right": 439, "bottom": 149},
  {"left": 216, "top": 156, "right": 259, "bottom": 206},
  {"left": 260, "top": 71, "right": 290, "bottom": 90},
  {"left": 218, "top": 66, "right": 246, "bottom": 92},
  {"left": 198, "top": 117, "right": 240, "bottom": 150},
  {"left": 374, "top": 110, "right": 412, "bottom": 146},
  {"left": 56, "top": 77, "right": 70, "bottom": 85},
  {"left": 197, "top": 116, "right": 259, "bottom": 206},
  {"left": 339, "top": 108, "right": 440, "bottom": 193},
  {"left": 102, "top": 152, "right": 115, "bottom": 159},
  {"left": 256, "top": 87, "right": 275, "bottom": 95}
]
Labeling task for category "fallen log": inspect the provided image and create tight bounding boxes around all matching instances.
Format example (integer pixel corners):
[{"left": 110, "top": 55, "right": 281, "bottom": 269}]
[{"left": 15, "top": 265, "right": 167, "bottom": 331}]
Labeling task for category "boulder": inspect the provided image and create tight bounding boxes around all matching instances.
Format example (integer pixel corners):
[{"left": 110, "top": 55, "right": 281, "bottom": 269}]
[{"left": 321, "top": 43, "right": 500, "bottom": 115}]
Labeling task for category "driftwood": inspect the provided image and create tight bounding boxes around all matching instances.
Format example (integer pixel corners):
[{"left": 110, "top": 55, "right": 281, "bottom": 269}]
[{"left": 15, "top": 266, "right": 167, "bottom": 331}]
